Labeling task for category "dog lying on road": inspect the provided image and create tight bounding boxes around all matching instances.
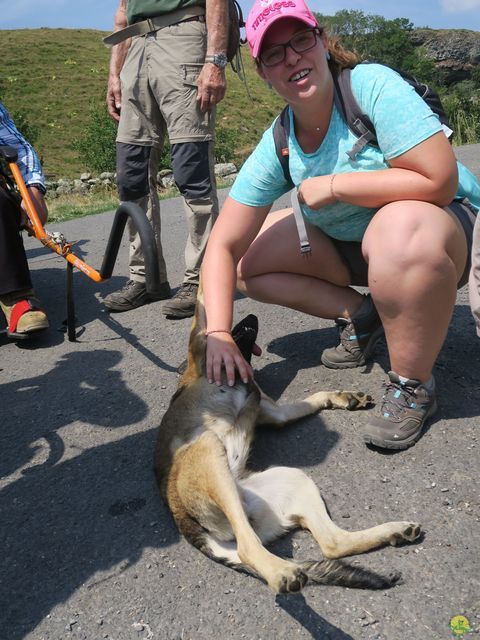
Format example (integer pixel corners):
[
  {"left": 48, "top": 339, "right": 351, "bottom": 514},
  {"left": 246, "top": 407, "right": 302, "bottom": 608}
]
[{"left": 154, "top": 293, "right": 421, "bottom": 594}]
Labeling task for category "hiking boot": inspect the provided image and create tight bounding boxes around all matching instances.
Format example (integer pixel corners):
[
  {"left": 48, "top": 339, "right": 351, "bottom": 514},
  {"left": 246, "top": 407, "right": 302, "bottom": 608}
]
[
  {"left": 162, "top": 283, "right": 198, "bottom": 319},
  {"left": 103, "top": 280, "right": 171, "bottom": 312},
  {"left": 0, "top": 289, "right": 49, "bottom": 339},
  {"left": 321, "top": 294, "right": 384, "bottom": 369},
  {"left": 363, "top": 371, "right": 437, "bottom": 450}
]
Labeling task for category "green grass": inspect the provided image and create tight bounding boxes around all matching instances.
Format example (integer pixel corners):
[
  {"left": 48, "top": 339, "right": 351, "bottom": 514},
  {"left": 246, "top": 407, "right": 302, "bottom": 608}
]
[
  {"left": 47, "top": 190, "right": 120, "bottom": 223},
  {"left": 1, "top": 28, "right": 284, "bottom": 178},
  {"left": 46, "top": 177, "right": 237, "bottom": 223}
]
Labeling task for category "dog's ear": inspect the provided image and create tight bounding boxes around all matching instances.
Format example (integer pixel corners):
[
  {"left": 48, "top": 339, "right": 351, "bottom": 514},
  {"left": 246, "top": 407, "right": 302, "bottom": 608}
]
[{"left": 231, "top": 314, "right": 258, "bottom": 364}]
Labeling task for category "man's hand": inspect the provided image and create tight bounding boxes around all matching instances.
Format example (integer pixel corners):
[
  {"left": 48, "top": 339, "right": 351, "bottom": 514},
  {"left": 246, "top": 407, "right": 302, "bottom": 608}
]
[
  {"left": 196, "top": 63, "right": 226, "bottom": 113},
  {"left": 107, "top": 73, "right": 122, "bottom": 122},
  {"left": 106, "top": 0, "right": 129, "bottom": 123},
  {"left": 21, "top": 186, "right": 48, "bottom": 233}
]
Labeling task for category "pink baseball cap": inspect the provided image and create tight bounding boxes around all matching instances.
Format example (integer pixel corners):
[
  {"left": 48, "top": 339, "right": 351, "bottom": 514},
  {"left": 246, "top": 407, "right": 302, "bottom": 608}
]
[{"left": 246, "top": 0, "right": 318, "bottom": 59}]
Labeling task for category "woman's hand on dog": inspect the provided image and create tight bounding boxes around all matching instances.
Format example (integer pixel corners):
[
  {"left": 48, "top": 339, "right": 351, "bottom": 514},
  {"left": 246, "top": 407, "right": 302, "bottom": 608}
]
[{"left": 207, "top": 333, "right": 260, "bottom": 387}]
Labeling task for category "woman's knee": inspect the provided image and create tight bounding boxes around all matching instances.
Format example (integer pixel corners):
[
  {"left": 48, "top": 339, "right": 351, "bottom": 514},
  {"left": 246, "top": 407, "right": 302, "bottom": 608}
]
[{"left": 363, "top": 201, "right": 459, "bottom": 272}]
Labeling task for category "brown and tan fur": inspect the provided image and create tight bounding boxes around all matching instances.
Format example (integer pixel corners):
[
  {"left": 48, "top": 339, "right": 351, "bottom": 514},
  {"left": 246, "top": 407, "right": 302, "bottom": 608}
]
[{"left": 154, "top": 289, "right": 421, "bottom": 593}]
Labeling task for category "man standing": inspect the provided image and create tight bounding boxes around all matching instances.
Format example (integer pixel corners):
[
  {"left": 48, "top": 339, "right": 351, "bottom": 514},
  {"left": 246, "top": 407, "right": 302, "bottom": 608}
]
[{"left": 104, "top": 0, "right": 228, "bottom": 318}]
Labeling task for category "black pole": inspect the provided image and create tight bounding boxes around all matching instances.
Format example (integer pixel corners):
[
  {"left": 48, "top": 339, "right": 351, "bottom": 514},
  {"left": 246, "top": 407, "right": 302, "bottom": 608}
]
[
  {"left": 66, "top": 262, "right": 76, "bottom": 342},
  {"left": 99, "top": 201, "right": 161, "bottom": 296}
]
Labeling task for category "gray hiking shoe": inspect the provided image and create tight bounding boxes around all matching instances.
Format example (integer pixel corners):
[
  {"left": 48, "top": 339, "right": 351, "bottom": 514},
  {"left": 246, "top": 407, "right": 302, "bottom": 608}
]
[
  {"left": 162, "top": 283, "right": 198, "bottom": 319},
  {"left": 321, "top": 294, "right": 384, "bottom": 369},
  {"left": 103, "top": 280, "right": 171, "bottom": 312},
  {"left": 363, "top": 371, "right": 437, "bottom": 450}
]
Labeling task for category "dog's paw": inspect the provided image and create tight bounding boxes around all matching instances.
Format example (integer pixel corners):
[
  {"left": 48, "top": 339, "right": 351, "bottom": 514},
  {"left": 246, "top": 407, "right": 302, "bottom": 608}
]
[
  {"left": 388, "top": 522, "right": 422, "bottom": 546},
  {"left": 268, "top": 564, "right": 307, "bottom": 594},
  {"left": 338, "top": 391, "right": 373, "bottom": 410}
]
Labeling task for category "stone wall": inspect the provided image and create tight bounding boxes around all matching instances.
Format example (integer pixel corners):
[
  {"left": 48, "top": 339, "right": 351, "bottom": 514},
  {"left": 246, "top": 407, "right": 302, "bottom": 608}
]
[{"left": 45, "top": 163, "right": 238, "bottom": 198}]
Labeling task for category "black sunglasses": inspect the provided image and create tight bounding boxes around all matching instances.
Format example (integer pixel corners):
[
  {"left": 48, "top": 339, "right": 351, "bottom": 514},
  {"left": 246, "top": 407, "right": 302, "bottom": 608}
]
[{"left": 259, "top": 28, "right": 323, "bottom": 67}]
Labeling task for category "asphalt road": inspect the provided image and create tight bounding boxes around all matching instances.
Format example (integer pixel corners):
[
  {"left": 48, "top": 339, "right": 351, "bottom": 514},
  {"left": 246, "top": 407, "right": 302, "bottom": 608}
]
[{"left": 1, "top": 145, "right": 479, "bottom": 640}]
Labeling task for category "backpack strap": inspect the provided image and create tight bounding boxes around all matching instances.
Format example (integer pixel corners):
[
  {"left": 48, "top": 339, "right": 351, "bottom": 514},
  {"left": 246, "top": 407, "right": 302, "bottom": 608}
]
[
  {"left": 291, "top": 190, "right": 312, "bottom": 255},
  {"left": 333, "top": 68, "right": 378, "bottom": 161},
  {"left": 273, "top": 68, "right": 380, "bottom": 178},
  {"left": 272, "top": 106, "right": 294, "bottom": 187},
  {"left": 272, "top": 110, "right": 310, "bottom": 254}
]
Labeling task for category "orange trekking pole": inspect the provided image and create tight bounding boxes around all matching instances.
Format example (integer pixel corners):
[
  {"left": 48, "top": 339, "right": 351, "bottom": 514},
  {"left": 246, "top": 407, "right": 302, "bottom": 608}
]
[
  {"left": 8, "top": 159, "right": 105, "bottom": 282},
  {"left": 1, "top": 145, "right": 161, "bottom": 341}
]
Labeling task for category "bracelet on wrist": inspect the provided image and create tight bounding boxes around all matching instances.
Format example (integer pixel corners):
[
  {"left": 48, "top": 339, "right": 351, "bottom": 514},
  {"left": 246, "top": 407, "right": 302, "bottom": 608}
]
[
  {"left": 329, "top": 174, "right": 337, "bottom": 201},
  {"left": 205, "top": 329, "right": 232, "bottom": 337}
]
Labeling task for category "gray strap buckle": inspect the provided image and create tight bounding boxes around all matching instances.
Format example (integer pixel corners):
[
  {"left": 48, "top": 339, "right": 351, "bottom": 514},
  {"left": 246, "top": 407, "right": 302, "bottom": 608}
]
[
  {"left": 291, "top": 190, "right": 311, "bottom": 255},
  {"left": 346, "top": 119, "right": 375, "bottom": 161}
]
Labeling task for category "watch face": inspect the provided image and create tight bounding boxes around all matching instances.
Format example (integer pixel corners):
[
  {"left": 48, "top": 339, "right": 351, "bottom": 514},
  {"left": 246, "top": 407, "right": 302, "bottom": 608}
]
[{"left": 214, "top": 54, "right": 228, "bottom": 68}]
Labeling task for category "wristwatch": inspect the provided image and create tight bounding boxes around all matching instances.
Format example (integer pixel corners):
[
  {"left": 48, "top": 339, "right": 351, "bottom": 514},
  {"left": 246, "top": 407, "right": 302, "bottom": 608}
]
[{"left": 205, "top": 53, "right": 228, "bottom": 69}]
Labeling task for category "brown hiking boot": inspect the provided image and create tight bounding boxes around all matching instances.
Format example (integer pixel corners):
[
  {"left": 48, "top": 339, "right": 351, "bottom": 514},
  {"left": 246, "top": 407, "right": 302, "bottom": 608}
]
[
  {"left": 0, "top": 289, "right": 49, "bottom": 339},
  {"left": 162, "top": 283, "right": 198, "bottom": 319},
  {"left": 103, "top": 280, "right": 171, "bottom": 312},
  {"left": 321, "top": 294, "right": 384, "bottom": 369},
  {"left": 363, "top": 372, "right": 437, "bottom": 450}
]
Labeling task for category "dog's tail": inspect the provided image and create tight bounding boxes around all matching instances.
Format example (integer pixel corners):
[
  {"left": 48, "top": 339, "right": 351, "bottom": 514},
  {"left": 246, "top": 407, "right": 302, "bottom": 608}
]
[
  {"left": 178, "top": 514, "right": 401, "bottom": 590},
  {"left": 299, "top": 559, "right": 402, "bottom": 590}
]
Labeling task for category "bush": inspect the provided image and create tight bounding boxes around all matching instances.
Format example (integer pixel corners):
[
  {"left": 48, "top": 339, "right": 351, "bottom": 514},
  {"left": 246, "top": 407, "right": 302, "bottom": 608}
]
[
  {"left": 73, "top": 100, "right": 173, "bottom": 174},
  {"left": 442, "top": 93, "right": 480, "bottom": 145},
  {"left": 158, "top": 139, "right": 172, "bottom": 170},
  {"left": 72, "top": 101, "right": 117, "bottom": 173}
]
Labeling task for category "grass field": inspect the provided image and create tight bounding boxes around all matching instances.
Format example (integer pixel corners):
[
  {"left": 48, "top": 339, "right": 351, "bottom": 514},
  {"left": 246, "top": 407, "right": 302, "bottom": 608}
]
[{"left": 1, "top": 28, "right": 284, "bottom": 179}]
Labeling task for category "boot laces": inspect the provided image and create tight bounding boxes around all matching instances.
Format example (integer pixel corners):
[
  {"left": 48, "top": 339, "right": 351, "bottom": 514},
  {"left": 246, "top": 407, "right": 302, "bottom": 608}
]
[{"left": 381, "top": 380, "right": 419, "bottom": 420}]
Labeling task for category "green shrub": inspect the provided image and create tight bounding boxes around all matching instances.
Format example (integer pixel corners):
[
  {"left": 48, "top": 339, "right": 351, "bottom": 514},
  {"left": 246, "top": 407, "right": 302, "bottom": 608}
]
[
  {"left": 442, "top": 92, "right": 480, "bottom": 145},
  {"left": 158, "top": 139, "right": 172, "bottom": 170},
  {"left": 72, "top": 101, "right": 117, "bottom": 173}
]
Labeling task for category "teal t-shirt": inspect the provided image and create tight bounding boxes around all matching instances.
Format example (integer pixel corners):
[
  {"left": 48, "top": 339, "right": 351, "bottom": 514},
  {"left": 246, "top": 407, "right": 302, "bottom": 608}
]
[
  {"left": 230, "top": 63, "right": 480, "bottom": 242},
  {"left": 127, "top": 0, "right": 204, "bottom": 24}
]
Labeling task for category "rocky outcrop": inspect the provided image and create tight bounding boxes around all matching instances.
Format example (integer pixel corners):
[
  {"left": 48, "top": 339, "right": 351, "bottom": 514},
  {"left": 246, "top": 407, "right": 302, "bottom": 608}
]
[{"left": 412, "top": 28, "right": 480, "bottom": 84}]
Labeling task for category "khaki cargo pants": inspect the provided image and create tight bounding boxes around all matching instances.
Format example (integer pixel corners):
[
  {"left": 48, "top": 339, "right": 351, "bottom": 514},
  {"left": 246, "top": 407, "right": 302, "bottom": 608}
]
[{"left": 116, "top": 18, "right": 218, "bottom": 285}]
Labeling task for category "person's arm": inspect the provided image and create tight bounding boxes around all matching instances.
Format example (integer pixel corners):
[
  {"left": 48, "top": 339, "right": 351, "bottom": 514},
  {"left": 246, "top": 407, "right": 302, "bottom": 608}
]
[
  {"left": 298, "top": 131, "right": 458, "bottom": 211},
  {"left": 22, "top": 186, "right": 48, "bottom": 228},
  {"left": 106, "top": 0, "right": 130, "bottom": 122},
  {"left": 0, "top": 102, "right": 48, "bottom": 226},
  {"left": 202, "top": 197, "right": 271, "bottom": 386},
  {"left": 196, "top": 0, "right": 228, "bottom": 113}
]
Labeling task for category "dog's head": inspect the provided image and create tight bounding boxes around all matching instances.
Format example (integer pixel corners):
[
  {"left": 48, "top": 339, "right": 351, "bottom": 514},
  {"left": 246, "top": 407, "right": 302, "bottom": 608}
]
[{"left": 231, "top": 314, "right": 258, "bottom": 364}]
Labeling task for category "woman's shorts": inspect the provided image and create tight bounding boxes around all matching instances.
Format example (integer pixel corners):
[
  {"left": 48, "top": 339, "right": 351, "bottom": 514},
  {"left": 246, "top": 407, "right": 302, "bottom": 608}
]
[{"left": 331, "top": 199, "right": 477, "bottom": 288}]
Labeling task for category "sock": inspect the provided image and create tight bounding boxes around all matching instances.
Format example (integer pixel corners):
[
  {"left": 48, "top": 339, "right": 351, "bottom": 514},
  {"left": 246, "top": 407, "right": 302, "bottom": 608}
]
[{"left": 398, "top": 374, "right": 435, "bottom": 392}]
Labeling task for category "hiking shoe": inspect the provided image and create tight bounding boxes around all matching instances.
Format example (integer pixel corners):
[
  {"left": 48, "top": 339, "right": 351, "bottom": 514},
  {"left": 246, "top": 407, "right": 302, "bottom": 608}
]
[
  {"left": 363, "top": 371, "right": 437, "bottom": 450},
  {"left": 162, "top": 283, "right": 198, "bottom": 319},
  {"left": 321, "top": 294, "right": 384, "bottom": 369},
  {"left": 103, "top": 280, "right": 171, "bottom": 312},
  {"left": 0, "top": 289, "right": 49, "bottom": 339}
]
